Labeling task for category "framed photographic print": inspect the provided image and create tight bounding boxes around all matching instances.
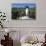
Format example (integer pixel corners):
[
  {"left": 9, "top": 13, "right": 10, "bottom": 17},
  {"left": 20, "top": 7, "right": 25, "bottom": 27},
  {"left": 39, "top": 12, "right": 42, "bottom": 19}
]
[{"left": 11, "top": 3, "right": 36, "bottom": 20}]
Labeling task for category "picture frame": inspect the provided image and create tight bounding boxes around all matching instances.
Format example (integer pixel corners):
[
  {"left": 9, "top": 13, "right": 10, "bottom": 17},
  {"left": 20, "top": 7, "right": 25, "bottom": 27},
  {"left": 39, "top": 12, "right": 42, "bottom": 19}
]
[{"left": 11, "top": 3, "right": 36, "bottom": 20}]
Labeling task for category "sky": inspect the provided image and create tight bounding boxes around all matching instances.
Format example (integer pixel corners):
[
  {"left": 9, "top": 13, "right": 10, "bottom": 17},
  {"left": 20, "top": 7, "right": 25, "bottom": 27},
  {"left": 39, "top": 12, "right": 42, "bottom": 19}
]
[{"left": 12, "top": 3, "right": 36, "bottom": 8}]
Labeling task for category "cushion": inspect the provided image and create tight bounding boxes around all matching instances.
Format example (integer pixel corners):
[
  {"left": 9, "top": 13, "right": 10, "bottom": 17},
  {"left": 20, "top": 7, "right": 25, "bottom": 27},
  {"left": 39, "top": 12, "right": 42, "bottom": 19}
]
[{"left": 20, "top": 35, "right": 37, "bottom": 43}]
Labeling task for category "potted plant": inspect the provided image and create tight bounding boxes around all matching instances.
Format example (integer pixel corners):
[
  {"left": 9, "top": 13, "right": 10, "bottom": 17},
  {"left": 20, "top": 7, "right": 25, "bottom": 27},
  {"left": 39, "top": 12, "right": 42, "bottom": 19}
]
[{"left": 0, "top": 11, "right": 6, "bottom": 28}]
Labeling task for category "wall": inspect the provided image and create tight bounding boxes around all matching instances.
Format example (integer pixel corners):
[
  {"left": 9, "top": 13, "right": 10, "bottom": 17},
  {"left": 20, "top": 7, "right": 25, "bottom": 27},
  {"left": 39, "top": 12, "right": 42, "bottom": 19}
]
[
  {"left": 0, "top": 0, "right": 46, "bottom": 27},
  {"left": 0, "top": 1, "right": 46, "bottom": 46}
]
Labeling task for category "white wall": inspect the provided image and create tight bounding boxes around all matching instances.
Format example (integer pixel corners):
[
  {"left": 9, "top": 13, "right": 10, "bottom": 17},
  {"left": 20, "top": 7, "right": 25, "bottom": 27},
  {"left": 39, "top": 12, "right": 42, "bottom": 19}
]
[
  {"left": 0, "top": 1, "right": 46, "bottom": 46},
  {"left": 0, "top": 0, "right": 46, "bottom": 27}
]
